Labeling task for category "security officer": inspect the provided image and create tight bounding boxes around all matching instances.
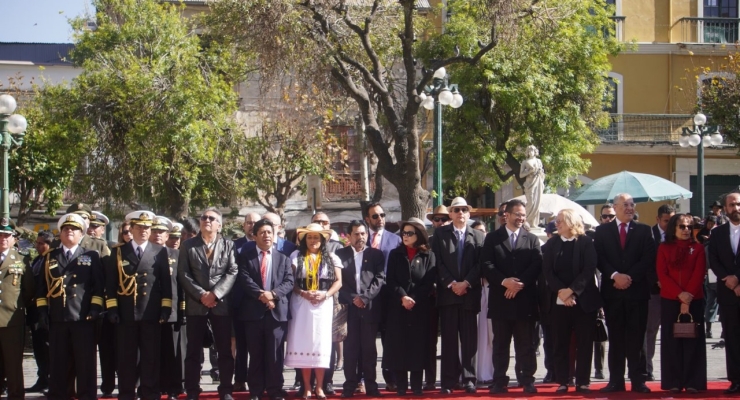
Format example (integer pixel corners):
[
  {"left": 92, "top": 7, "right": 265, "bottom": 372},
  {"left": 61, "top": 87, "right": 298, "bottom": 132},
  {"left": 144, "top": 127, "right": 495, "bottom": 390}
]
[
  {"left": 51, "top": 204, "right": 111, "bottom": 257},
  {"left": 0, "top": 218, "right": 35, "bottom": 399},
  {"left": 150, "top": 216, "right": 185, "bottom": 399},
  {"left": 105, "top": 211, "right": 172, "bottom": 400},
  {"left": 36, "top": 213, "right": 105, "bottom": 400}
]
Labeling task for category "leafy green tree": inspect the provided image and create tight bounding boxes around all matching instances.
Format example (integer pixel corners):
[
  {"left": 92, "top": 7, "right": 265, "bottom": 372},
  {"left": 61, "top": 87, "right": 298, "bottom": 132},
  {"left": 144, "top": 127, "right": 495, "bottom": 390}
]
[
  {"left": 698, "top": 52, "right": 740, "bottom": 147},
  {"left": 64, "top": 0, "right": 248, "bottom": 218},
  {"left": 205, "top": 0, "right": 545, "bottom": 219},
  {"left": 429, "top": 0, "right": 621, "bottom": 197}
]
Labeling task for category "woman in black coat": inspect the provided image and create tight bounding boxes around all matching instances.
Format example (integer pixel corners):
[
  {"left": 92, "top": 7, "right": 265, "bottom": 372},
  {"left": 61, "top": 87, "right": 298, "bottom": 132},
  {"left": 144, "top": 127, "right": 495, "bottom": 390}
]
[
  {"left": 543, "top": 209, "right": 603, "bottom": 394},
  {"left": 382, "top": 218, "right": 436, "bottom": 396}
]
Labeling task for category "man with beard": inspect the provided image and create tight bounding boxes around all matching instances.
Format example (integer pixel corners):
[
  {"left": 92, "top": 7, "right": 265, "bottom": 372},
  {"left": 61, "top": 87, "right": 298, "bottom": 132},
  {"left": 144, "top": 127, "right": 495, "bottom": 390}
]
[{"left": 708, "top": 191, "right": 740, "bottom": 394}]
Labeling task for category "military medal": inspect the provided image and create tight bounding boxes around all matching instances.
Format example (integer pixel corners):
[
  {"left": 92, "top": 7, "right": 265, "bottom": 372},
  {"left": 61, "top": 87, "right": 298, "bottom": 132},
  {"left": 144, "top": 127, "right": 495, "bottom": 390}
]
[
  {"left": 78, "top": 255, "right": 92, "bottom": 266},
  {"left": 9, "top": 262, "right": 23, "bottom": 286}
]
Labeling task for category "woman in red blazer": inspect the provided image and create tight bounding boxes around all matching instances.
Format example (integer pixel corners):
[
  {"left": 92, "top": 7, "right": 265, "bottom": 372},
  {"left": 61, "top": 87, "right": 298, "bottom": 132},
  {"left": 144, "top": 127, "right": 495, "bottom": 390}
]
[{"left": 657, "top": 213, "right": 707, "bottom": 393}]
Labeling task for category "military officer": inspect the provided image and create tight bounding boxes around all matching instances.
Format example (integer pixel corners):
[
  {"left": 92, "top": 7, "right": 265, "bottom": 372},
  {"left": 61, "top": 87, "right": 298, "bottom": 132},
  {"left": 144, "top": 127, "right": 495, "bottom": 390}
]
[
  {"left": 36, "top": 213, "right": 105, "bottom": 400},
  {"left": 51, "top": 204, "right": 111, "bottom": 257},
  {"left": 0, "top": 218, "right": 35, "bottom": 399},
  {"left": 105, "top": 211, "right": 172, "bottom": 400},
  {"left": 167, "top": 223, "right": 183, "bottom": 250},
  {"left": 150, "top": 216, "right": 185, "bottom": 399},
  {"left": 87, "top": 211, "right": 108, "bottom": 239}
]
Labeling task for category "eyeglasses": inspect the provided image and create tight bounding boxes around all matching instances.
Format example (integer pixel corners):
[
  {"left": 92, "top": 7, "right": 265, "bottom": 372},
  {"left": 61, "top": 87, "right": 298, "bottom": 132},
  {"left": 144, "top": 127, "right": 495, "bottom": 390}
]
[
  {"left": 452, "top": 207, "right": 469, "bottom": 213},
  {"left": 401, "top": 231, "right": 416, "bottom": 237},
  {"left": 121, "top": 230, "right": 130, "bottom": 235},
  {"left": 618, "top": 203, "right": 636, "bottom": 208},
  {"left": 678, "top": 224, "right": 692, "bottom": 230},
  {"left": 497, "top": 212, "right": 505, "bottom": 217},
  {"left": 370, "top": 213, "right": 386, "bottom": 220},
  {"left": 432, "top": 217, "right": 449, "bottom": 222},
  {"left": 601, "top": 214, "right": 616, "bottom": 220},
  {"left": 200, "top": 215, "right": 218, "bottom": 222},
  {"left": 314, "top": 220, "right": 330, "bottom": 225},
  {"left": 508, "top": 212, "right": 526, "bottom": 219}
]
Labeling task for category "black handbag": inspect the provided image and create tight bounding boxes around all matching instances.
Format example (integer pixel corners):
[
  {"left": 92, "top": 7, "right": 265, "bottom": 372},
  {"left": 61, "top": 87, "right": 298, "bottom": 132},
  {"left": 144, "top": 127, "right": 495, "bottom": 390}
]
[
  {"left": 594, "top": 318, "right": 608, "bottom": 342},
  {"left": 673, "top": 313, "right": 697, "bottom": 339}
]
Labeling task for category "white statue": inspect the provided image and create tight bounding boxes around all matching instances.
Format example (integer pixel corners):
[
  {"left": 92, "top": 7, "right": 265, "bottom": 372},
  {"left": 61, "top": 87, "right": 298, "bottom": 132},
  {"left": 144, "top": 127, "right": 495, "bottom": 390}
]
[{"left": 519, "top": 145, "right": 545, "bottom": 229}]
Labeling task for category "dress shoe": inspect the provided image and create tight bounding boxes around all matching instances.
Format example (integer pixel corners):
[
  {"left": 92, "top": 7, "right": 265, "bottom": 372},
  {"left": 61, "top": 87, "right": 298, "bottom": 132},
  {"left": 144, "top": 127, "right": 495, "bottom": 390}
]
[
  {"left": 567, "top": 378, "right": 575, "bottom": 387},
  {"left": 631, "top": 382, "right": 651, "bottom": 393},
  {"left": 412, "top": 389, "right": 423, "bottom": 396},
  {"left": 725, "top": 383, "right": 740, "bottom": 394},
  {"left": 646, "top": 373, "right": 655, "bottom": 381},
  {"left": 669, "top": 387, "right": 681, "bottom": 394},
  {"left": 422, "top": 383, "right": 435, "bottom": 391},
  {"left": 555, "top": 385, "right": 568, "bottom": 393},
  {"left": 25, "top": 382, "right": 48, "bottom": 393},
  {"left": 324, "top": 384, "right": 336, "bottom": 396},
  {"left": 599, "top": 383, "right": 626, "bottom": 393},
  {"left": 365, "top": 389, "right": 382, "bottom": 397},
  {"left": 522, "top": 383, "right": 537, "bottom": 394},
  {"left": 464, "top": 385, "right": 477, "bottom": 394},
  {"left": 489, "top": 385, "right": 507, "bottom": 394},
  {"left": 396, "top": 389, "right": 406, "bottom": 396},
  {"left": 340, "top": 391, "right": 354, "bottom": 398},
  {"left": 439, "top": 388, "right": 452, "bottom": 394},
  {"left": 210, "top": 372, "right": 220, "bottom": 383},
  {"left": 686, "top": 387, "right": 699, "bottom": 394},
  {"left": 542, "top": 372, "right": 554, "bottom": 383},
  {"left": 385, "top": 383, "right": 397, "bottom": 392},
  {"left": 594, "top": 370, "right": 605, "bottom": 380},
  {"left": 234, "top": 382, "right": 247, "bottom": 392},
  {"left": 575, "top": 385, "right": 591, "bottom": 394}
]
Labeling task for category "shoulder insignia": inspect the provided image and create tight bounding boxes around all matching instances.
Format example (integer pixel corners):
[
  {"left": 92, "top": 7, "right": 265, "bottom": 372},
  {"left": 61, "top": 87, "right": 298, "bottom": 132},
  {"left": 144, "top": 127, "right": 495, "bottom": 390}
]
[{"left": 42, "top": 248, "right": 56, "bottom": 256}]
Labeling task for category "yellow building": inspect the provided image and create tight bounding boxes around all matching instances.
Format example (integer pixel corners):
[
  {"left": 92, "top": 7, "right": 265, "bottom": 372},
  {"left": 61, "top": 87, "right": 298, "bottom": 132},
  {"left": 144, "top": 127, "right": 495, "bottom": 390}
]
[{"left": 583, "top": 0, "right": 740, "bottom": 221}]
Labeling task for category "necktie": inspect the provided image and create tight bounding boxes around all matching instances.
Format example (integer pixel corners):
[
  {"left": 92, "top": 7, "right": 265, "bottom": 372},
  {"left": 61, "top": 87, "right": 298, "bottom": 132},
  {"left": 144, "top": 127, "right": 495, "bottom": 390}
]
[
  {"left": 456, "top": 230, "right": 464, "bottom": 270},
  {"left": 136, "top": 247, "right": 143, "bottom": 260},
  {"left": 260, "top": 250, "right": 268, "bottom": 287},
  {"left": 65, "top": 250, "right": 72, "bottom": 262},
  {"left": 510, "top": 232, "right": 517, "bottom": 249},
  {"left": 371, "top": 232, "right": 381, "bottom": 249},
  {"left": 619, "top": 223, "right": 627, "bottom": 249}
]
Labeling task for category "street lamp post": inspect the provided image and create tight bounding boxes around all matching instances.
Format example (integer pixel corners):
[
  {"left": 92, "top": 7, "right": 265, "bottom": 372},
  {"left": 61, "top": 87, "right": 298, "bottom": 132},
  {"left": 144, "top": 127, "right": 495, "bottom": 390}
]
[
  {"left": 418, "top": 67, "right": 463, "bottom": 208},
  {"left": 0, "top": 94, "right": 27, "bottom": 220},
  {"left": 680, "top": 112, "right": 723, "bottom": 217}
]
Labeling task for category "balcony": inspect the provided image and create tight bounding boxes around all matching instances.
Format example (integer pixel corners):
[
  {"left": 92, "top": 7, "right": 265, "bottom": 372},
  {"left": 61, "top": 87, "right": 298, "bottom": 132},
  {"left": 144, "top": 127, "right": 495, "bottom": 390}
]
[
  {"left": 679, "top": 17, "right": 740, "bottom": 44},
  {"left": 610, "top": 16, "right": 625, "bottom": 42},
  {"left": 597, "top": 114, "right": 694, "bottom": 143}
]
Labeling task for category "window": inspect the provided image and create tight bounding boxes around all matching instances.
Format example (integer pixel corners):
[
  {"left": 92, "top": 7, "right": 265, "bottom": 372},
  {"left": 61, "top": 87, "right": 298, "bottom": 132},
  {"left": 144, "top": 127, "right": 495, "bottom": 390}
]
[{"left": 703, "top": 0, "right": 739, "bottom": 43}]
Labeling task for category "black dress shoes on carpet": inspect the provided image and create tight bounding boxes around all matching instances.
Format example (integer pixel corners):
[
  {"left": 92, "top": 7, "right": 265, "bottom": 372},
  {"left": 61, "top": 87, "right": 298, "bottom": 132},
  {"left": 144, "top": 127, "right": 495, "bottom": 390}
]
[
  {"left": 631, "top": 382, "right": 651, "bottom": 393},
  {"left": 725, "top": 383, "right": 740, "bottom": 394},
  {"left": 599, "top": 383, "right": 626, "bottom": 393}
]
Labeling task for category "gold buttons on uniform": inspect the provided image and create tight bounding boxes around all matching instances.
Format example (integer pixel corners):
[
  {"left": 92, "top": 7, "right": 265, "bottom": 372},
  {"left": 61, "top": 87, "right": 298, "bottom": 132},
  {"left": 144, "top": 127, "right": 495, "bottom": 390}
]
[
  {"left": 143, "top": 283, "right": 147, "bottom": 286},
  {"left": 143, "top": 273, "right": 147, "bottom": 276},
  {"left": 142, "top": 292, "right": 147, "bottom": 296},
  {"left": 73, "top": 284, "right": 77, "bottom": 287},
  {"left": 73, "top": 274, "right": 77, "bottom": 278}
]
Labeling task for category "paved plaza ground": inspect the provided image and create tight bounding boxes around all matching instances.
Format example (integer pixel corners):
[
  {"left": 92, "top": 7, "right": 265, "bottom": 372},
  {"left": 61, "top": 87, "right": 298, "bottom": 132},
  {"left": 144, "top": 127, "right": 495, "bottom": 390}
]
[{"left": 19, "top": 321, "right": 732, "bottom": 398}]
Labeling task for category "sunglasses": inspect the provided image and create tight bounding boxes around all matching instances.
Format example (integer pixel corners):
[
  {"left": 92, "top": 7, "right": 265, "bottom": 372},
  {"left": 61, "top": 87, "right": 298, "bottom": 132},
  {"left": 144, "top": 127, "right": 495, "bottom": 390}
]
[
  {"left": 678, "top": 224, "right": 692, "bottom": 230},
  {"left": 314, "top": 220, "right": 330, "bottom": 225},
  {"left": 601, "top": 214, "right": 616, "bottom": 219},
  {"left": 451, "top": 207, "right": 469, "bottom": 213},
  {"left": 371, "top": 213, "right": 386, "bottom": 220},
  {"left": 497, "top": 212, "right": 505, "bottom": 217},
  {"left": 401, "top": 231, "right": 416, "bottom": 237},
  {"left": 200, "top": 215, "right": 218, "bottom": 222},
  {"left": 121, "top": 230, "right": 130, "bottom": 235},
  {"left": 432, "top": 217, "right": 449, "bottom": 222}
]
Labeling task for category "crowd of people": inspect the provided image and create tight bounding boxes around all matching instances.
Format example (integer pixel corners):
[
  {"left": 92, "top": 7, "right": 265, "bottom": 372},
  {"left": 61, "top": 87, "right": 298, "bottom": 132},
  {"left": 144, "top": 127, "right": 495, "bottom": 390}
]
[{"left": 1, "top": 191, "right": 740, "bottom": 400}]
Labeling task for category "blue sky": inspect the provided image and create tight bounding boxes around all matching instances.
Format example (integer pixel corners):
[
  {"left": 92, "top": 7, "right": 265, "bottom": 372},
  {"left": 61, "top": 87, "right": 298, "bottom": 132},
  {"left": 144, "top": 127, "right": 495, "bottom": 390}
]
[{"left": 0, "top": 0, "right": 91, "bottom": 43}]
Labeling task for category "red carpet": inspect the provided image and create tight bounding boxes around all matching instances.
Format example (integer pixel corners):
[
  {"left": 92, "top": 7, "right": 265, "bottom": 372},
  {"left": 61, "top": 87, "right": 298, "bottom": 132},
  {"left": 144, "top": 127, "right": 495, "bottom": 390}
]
[{"left": 181, "top": 381, "right": 735, "bottom": 399}]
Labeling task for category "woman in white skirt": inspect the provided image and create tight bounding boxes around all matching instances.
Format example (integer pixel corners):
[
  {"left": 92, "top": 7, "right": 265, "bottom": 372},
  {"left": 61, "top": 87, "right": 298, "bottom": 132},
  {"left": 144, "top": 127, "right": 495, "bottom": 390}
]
[{"left": 285, "top": 223, "right": 343, "bottom": 400}]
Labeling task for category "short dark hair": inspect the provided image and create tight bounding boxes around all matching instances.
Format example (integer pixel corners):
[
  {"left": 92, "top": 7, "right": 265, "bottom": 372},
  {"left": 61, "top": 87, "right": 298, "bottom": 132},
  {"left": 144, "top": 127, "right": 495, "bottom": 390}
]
[
  {"left": 363, "top": 202, "right": 383, "bottom": 218},
  {"left": 723, "top": 191, "right": 740, "bottom": 207},
  {"left": 657, "top": 204, "right": 676, "bottom": 218},
  {"left": 252, "top": 219, "right": 275, "bottom": 236},
  {"left": 600, "top": 204, "right": 614, "bottom": 213},
  {"left": 506, "top": 199, "right": 526, "bottom": 211},
  {"left": 37, "top": 230, "right": 54, "bottom": 245},
  {"left": 471, "top": 220, "right": 485, "bottom": 229},
  {"left": 180, "top": 218, "right": 200, "bottom": 236},
  {"left": 664, "top": 214, "right": 694, "bottom": 244},
  {"left": 347, "top": 220, "right": 367, "bottom": 234}
]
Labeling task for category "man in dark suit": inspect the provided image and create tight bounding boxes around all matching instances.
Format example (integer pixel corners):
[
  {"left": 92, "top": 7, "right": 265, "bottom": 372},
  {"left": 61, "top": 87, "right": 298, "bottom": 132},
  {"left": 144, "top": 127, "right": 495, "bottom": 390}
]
[
  {"left": 178, "top": 208, "right": 238, "bottom": 400},
  {"left": 105, "top": 211, "right": 172, "bottom": 400},
  {"left": 336, "top": 220, "right": 386, "bottom": 398},
  {"left": 644, "top": 204, "right": 674, "bottom": 381},
  {"left": 480, "top": 199, "right": 542, "bottom": 394},
  {"left": 36, "top": 213, "right": 105, "bottom": 400},
  {"left": 26, "top": 230, "right": 53, "bottom": 393},
  {"left": 234, "top": 213, "right": 261, "bottom": 255},
  {"left": 594, "top": 193, "right": 656, "bottom": 394},
  {"left": 708, "top": 191, "right": 740, "bottom": 394},
  {"left": 430, "top": 197, "right": 485, "bottom": 394},
  {"left": 235, "top": 218, "right": 294, "bottom": 400}
]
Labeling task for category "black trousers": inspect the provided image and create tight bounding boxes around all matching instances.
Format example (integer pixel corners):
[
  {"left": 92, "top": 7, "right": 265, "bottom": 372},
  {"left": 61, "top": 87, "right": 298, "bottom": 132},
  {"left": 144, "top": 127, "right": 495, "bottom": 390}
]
[
  {"left": 29, "top": 322, "right": 49, "bottom": 387},
  {"left": 719, "top": 300, "right": 740, "bottom": 383},
  {"left": 551, "top": 305, "right": 596, "bottom": 386},
  {"left": 603, "top": 298, "right": 648, "bottom": 384},
  {"left": 185, "top": 314, "right": 234, "bottom": 396},
  {"left": 98, "top": 318, "right": 117, "bottom": 394},
  {"left": 245, "top": 314, "right": 287, "bottom": 397},
  {"left": 343, "top": 306, "right": 379, "bottom": 393},
  {"left": 0, "top": 325, "right": 26, "bottom": 399},
  {"left": 48, "top": 321, "right": 97, "bottom": 400},
  {"left": 540, "top": 323, "right": 554, "bottom": 374},
  {"left": 491, "top": 317, "right": 536, "bottom": 386},
  {"left": 425, "top": 304, "right": 438, "bottom": 386},
  {"left": 439, "top": 305, "right": 477, "bottom": 389},
  {"left": 160, "top": 322, "right": 184, "bottom": 395},
  {"left": 394, "top": 370, "right": 422, "bottom": 391},
  {"left": 116, "top": 321, "right": 161, "bottom": 400},
  {"left": 593, "top": 341, "right": 605, "bottom": 372},
  {"left": 660, "top": 298, "right": 707, "bottom": 390},
  {"left": 233, "top": 316, "right": 248, "bottom": 384}
]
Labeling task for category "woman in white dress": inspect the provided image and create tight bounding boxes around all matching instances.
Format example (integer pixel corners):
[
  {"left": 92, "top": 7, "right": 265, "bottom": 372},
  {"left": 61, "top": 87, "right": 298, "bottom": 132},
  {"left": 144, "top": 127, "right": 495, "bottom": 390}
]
[{"left": 285, "top": 223, "right": 343, "bottom": 400}]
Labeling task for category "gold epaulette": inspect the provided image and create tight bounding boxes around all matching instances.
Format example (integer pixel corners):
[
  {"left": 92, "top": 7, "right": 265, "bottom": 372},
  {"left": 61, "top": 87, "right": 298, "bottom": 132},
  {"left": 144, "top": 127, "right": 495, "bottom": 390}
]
[
  {"left": 179, "top": 301, "right": 186, "bottom": 310},
  {"left": 162, "top": 298, "right": 172, "bottom": 308},
  {"left": 106, "top": 298, "right": 118, "bottom": 308},
  {"left": 91, "top": 296, "right": 104, "bottom": 306},
  {"left": 44, "top": 252, "right": 65, "bottom": 306},
  {"left": 116, "top": 247, "right": 137, "bottom": 306},
  {"left": 36, "top": 297, "right": 48, "bottom": 307}
]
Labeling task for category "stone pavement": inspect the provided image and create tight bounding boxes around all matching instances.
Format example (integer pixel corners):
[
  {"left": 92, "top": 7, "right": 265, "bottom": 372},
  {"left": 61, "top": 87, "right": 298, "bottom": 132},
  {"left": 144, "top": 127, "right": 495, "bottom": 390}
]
[{"left": 21, "top": 321, "right": 731, "bottom": 398}]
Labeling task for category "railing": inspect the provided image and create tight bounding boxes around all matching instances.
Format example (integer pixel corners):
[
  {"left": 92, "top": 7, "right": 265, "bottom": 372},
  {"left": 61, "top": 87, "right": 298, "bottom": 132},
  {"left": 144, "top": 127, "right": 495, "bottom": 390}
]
[
  {"left": 610, "top": 16, "right": 626, "bottom": 42},
  {"left": 596, "top": 114, "right": 695, "bottom": 143},
  {"left": 679, "top": 17, "right": 740, "bottom": 44},
  {"left": 323, "top": 172, "right": 376, "bottom": 201}
]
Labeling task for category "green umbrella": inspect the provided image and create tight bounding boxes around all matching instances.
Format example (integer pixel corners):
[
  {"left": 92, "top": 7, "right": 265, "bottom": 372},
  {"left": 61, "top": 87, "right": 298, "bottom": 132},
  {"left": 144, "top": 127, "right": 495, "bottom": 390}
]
[{"left": 569, "top": 171, "right": 693, "bottom": 205}]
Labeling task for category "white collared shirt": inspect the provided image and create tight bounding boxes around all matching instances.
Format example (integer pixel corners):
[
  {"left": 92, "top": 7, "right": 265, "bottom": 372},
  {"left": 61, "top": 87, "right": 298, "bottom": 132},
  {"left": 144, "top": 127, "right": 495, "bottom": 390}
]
[
  {"left": 616, "top": 218, "right": 631, "bottom": 230},
  {"left": 0, "top": 249, "right": 9, "bottom": 263},
  {"left": 130, "top": 240, "right": 148, "bottom": 255},
  {"left": 371, "top": 229, "right": 384, "bottom": 246},
  {"left": 258, "top": 247, "right": 273, "bottom": 290},
  {"left": 61, "top": 244, "right": 79, "bottom": 257},
  {"left": 730, "top": 221, "right": 740, "bottom": 255},
  {"left": 505, "top": 227, "right": 521, "bottom": 244},
  {"left": 352, "top": 246, "right": 365, "bottom": 293},
  {"left": 657, "top": 226, "right": 666, "bottom": 243},
  {"left": 560, "top": 235, "right": 576, "bottom": 242}
]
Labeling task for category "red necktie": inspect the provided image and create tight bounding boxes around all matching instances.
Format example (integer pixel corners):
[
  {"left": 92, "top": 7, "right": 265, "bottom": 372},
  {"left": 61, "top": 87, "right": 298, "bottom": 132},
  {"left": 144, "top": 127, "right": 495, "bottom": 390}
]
[
  {"left": 371, "top": 233, "right": 381, "bottom": 249},
  {"left": 619, "top": 223, "right": 627, "bottom": 249},
  {"left": 260, "top": 250, "right": 268, "bottom": 287}
]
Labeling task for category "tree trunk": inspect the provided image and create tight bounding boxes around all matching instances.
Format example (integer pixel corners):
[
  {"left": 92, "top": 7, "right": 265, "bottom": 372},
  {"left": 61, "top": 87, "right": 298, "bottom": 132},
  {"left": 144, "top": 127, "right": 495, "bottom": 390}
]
[
  {"left": 164, "top": 180, "right": 190, "bottom": 219},
  {"left": 371, "top": 170, "right": 384, "bottom": 203},
  {"left": 398, "top": 180, "right": 429, "bottom": 221}
]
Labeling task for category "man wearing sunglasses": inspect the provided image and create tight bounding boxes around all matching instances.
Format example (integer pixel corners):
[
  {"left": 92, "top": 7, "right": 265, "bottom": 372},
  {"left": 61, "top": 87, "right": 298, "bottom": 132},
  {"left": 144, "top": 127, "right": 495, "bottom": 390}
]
[
  {"left": 593, "top": 193, "right": 656, "bottom": 394},
  {"left": 600, "top": 205, "right": 616, "bottom": 225},
  {"left": 179, "top": 208, "right": 238, "bottom": 400},
  {"left": 431, "top": 197, "right": 485, "bottom": 394},
  {"left": 427, "top": 205, "right": 451, "bottom": 230}
]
